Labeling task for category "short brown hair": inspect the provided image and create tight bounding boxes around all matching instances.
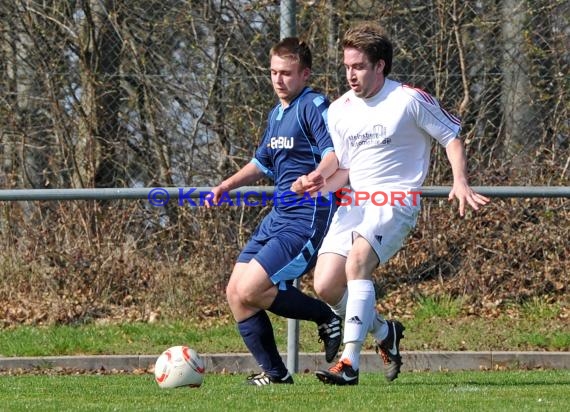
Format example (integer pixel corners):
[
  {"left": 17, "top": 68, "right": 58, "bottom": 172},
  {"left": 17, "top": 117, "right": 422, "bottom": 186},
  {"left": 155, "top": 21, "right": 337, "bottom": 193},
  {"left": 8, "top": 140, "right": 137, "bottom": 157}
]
[
  {"left": 342, "top": 23, "right": 393, "bottom": 76},
  {"left": 270, "top": 37, "right": 312, "bottom": 70}
]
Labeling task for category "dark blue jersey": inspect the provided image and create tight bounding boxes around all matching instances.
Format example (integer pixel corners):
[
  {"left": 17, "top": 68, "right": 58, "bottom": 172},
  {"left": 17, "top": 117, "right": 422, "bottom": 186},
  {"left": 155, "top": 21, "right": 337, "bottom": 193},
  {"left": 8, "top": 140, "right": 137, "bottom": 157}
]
[{"left": 251, "top": 87, "right": 334, "bottom": 213}]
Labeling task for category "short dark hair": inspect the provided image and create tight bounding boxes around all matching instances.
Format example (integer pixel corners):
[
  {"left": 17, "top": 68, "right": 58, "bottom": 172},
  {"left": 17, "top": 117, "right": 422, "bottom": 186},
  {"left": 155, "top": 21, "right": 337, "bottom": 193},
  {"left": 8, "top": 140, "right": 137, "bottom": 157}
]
[
  {"left": 270, "top": 37, "right": 312, "bottom": 70},
  {"left": 342, "top": 23, "right": 393, "bottom": 76}
]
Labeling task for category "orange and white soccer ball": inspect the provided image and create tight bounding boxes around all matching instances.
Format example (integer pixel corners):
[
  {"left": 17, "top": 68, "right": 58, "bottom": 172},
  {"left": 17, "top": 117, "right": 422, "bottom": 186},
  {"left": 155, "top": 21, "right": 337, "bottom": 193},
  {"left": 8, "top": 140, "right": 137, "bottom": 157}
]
[{"left": 154, "top": 345, "right": 205, "bottom": 388}]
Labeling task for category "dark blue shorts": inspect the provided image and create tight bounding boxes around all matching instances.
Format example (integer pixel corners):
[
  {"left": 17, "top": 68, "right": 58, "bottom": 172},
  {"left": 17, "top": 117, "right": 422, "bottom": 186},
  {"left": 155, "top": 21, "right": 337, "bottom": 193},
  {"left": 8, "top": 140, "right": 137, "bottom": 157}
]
[{"left": 237, "top": 206, "right": 335, "bottom": 289}]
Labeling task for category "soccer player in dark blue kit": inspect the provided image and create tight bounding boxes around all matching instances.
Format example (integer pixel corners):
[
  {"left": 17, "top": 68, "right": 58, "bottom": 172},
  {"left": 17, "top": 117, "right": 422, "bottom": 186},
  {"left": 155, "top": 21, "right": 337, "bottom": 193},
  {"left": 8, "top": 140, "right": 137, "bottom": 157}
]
[{"left": 207, "top": 37, "right": 342, "bottom": 385}]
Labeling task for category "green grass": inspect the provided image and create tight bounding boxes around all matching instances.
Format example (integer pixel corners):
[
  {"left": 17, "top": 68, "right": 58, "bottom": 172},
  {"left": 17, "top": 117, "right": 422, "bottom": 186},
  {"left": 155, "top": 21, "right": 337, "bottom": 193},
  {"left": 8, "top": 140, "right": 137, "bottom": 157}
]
[
  {"left": 0, "top": 297, "right": 569, "bottom": 356},
  {"left": 414, "top": 295, "right": 464, "bottom": 320},
  {"left": 1, "top": 370, "right": 569, "bottom": 411},
  {"left": 1, "top": 298, "right": 568, "bottom": 411},
  {"left": 519, "top": 297, "right": 564, "bottom": 320}
]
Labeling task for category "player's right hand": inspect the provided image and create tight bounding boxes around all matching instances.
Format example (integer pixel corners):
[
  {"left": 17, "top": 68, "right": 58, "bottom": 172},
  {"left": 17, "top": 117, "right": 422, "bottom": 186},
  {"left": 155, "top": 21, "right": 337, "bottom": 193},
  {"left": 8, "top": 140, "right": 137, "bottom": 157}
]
[
  {"left": 291, "top": 171, "right": 325, "bottom": 196},
  {"left": 205, "top": 185, "right": 223, "bottom": 208}
]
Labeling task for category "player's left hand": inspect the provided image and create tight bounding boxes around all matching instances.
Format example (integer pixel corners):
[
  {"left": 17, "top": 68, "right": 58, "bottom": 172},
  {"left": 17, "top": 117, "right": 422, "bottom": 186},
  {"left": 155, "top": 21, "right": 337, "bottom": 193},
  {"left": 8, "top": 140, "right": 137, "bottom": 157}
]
[{"left": 448, "top": 182, "right": 490, "bottom": 217}]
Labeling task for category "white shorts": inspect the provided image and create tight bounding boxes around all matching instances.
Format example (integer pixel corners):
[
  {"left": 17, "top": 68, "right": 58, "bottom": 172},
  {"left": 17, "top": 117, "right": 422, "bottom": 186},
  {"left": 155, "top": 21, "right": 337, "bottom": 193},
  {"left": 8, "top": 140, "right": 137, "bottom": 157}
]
[{"left": 319, "top": 198, "right": 420, "bottom": 264}]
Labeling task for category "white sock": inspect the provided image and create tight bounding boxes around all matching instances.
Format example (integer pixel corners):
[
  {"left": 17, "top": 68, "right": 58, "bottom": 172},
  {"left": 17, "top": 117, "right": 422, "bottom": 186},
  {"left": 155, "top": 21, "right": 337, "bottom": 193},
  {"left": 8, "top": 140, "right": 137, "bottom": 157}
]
[
  {"left": 340, "top": 341, "right": 362, "bottom": 371},
  {"left": 369, "top": 310, "right": 389, "bottom": 342},
  {"left": 340, "top": 280, "right": 376, "bottom": 369},
  {"left": 330, "top": 288, "right": 348, "bottom": 319}
]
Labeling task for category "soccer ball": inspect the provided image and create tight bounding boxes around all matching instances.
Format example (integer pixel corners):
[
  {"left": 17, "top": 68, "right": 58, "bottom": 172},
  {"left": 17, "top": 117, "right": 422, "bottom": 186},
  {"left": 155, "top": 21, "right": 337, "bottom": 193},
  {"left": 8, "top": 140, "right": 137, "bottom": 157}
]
[{"left": 154, "top": 345, "right": 205, "bottom": 388}]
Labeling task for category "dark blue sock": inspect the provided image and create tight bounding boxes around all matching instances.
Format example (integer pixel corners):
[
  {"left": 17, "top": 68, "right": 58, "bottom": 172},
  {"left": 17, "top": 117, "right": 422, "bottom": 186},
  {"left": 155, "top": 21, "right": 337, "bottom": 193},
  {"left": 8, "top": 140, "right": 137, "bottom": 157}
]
[
  {"left": 268, "top": 285, "right": 333, "bottom": 325},
  {"left": 237, "top": 310, "right": 288, "bottom": 378}
]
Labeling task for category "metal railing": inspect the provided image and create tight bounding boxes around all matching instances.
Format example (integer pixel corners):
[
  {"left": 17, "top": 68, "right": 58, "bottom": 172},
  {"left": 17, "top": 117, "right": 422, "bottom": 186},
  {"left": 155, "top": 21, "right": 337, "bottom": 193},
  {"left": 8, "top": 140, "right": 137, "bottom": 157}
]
[{"left": 1, "top": 186, "right": 569, "bottom": 201}]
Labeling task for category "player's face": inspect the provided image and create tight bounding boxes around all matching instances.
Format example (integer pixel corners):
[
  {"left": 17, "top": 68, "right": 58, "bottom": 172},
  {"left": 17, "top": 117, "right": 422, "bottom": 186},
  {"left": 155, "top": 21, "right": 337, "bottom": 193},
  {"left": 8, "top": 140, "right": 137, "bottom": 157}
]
[
  {"left": 270, "top": 55, "right": 310, "bottom": 107},
  {"left": 343, "top": 47, "right": 385, "bottom": 98}
]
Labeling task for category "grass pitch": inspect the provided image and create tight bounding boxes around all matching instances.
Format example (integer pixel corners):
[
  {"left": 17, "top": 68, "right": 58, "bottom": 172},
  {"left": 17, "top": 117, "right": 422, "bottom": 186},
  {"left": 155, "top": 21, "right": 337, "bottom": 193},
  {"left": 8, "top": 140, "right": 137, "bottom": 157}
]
[{"left": 1, "top": 370, "right": 569, "bottom": 412}]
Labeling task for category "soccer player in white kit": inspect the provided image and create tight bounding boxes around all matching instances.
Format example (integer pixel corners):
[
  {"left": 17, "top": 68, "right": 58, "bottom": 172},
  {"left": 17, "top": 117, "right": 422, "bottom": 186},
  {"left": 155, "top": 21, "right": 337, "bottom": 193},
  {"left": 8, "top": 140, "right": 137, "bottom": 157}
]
[{"left": 292, "top": 23, "right": 489, "bottom": 385}]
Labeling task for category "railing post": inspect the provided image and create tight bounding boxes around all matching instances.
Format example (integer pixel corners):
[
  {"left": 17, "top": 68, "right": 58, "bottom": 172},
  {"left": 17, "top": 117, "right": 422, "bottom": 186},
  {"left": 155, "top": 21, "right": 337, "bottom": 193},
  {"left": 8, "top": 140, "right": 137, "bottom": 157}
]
[{"left": 280, "top": 0, "right": 300, "bottom": 375}]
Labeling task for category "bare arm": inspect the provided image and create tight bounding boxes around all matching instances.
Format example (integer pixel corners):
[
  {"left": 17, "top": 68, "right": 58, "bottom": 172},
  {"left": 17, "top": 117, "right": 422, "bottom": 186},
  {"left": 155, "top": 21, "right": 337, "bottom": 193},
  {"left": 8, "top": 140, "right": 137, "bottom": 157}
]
[
  {"left": 207, "top": 162, "right": 265, "bottom": 207},
  {"left": 445, "top": 138, "right": 490, "bottom": 216},
  {"left": 320, "top": 168, "right": 349, "bottom": 193},
  {"left": 290, "top": 151, "right": 339, "bottom": 194}
]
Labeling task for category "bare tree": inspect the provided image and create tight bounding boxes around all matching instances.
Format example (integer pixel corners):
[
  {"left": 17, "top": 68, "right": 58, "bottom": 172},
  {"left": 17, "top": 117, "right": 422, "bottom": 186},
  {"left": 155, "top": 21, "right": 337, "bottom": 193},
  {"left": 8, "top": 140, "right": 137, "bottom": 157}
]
[{"left": 76, "top": 0, "right": 125, "bottom": 188}]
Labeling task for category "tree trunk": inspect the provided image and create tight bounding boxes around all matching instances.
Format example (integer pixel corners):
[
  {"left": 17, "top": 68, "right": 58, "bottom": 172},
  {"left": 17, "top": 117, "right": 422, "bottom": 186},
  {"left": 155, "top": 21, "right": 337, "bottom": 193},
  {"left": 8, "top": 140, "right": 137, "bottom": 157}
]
[
  {"left": 501, "top": 0, "right": 536, "bottom": 158},
  {"left": 77, "top": 0, "right": 124, "bottom": 188}
]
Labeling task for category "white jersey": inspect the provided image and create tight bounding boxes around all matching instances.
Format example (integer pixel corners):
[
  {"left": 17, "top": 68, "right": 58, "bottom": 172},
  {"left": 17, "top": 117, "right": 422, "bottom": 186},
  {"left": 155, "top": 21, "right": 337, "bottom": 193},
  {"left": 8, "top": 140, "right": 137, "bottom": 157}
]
[{"left": 328, "top": 78, "right": 461, "bottom": 191}]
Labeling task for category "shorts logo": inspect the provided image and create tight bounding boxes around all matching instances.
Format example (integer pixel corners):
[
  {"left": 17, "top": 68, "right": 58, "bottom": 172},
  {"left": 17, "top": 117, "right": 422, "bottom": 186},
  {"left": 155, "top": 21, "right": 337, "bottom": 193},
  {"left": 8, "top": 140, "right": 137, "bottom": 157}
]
[
  {"left": 375, "top": 235, "right": 383, "bottom": 244},
  {"left": 347, "top": 316, "right": 363, "bottom": 325}
]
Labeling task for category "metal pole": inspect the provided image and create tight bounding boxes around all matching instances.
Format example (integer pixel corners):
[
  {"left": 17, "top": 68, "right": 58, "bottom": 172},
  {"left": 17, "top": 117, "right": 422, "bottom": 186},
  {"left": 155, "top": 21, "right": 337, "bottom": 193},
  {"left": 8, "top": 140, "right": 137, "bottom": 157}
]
[
  {"left": 279, "top": 0, "right": 299, "bottom": 375},
  {"left": 1, "top": 186, "right": 570, "bottom": 201},
  {"left": 280, "top": 0, "right": 296, "bottom": 40}
]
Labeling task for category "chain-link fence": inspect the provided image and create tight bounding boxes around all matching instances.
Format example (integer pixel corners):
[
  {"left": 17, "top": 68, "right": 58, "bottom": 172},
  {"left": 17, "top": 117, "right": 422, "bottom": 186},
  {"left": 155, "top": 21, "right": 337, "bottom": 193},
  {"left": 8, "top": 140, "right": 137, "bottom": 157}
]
[
  {"left": 0, "top": 1, "right": 568, "bottom": 324},
  {"left": 1, "top": 0, "right": 568, "bottom": 190}
]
